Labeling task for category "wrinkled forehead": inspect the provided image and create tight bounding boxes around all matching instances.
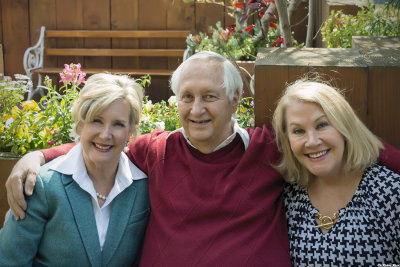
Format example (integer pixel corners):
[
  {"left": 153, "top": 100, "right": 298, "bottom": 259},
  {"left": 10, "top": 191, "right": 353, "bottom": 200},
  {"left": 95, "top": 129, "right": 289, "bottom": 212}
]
[{"left": 181, "top": 58, "right": 223, "bottom": 79}]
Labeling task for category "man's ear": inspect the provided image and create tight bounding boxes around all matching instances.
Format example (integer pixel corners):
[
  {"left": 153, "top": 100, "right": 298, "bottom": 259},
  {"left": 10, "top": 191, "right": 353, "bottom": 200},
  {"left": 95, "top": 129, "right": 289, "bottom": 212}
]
[{"left": 232, "top": 90, "right": 240, "bottom": 113}]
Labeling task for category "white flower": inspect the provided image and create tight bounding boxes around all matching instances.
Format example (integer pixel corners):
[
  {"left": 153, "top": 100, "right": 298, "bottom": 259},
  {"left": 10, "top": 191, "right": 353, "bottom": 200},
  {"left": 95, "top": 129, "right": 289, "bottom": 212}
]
[
  {"left": 374, "top": 8, "right": 383, "bottom": 15},
  {"left": 140, "top": 115, "right": 151, "bottom": 123},
  {"left": 14, "top": 74, "right": 31, "bottom": 80},
  {"left": 168, "top": 96, "right": 177, "bottom": 106},
  {"left": 333, "top": 28, "right": 338, "bottom": 33},
  {"left": 154, "top": 121, "right": 165, "bottom": 130},
  {"left": 5, "top": 118, "right": 14, "bottom": 128},
  {"left": 144, "top": 101, "right": 153, "bottom": 110},
  {"left": 365, "top": 25, "right": 371, "bottom": 32}
]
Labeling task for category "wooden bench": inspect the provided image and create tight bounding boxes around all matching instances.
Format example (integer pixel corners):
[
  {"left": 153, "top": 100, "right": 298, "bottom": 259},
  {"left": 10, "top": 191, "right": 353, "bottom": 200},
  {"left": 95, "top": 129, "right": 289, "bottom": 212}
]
[{"left": 23, "top": 26, "right": 191, "bottom": 99}]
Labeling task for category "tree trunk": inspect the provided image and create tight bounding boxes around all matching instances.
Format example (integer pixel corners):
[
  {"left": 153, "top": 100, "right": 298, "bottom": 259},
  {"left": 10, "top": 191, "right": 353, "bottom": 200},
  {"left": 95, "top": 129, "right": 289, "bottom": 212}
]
[
  {"left": 275, "top": 0, "right": 292, "bottom": 47},
  {"left": 306, "top": 0, "right": 315, "bottom": 47}
]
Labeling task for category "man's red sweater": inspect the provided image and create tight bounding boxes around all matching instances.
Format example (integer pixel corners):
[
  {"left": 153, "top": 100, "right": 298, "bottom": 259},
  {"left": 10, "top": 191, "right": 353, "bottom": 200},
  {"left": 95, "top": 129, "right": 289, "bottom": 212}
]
[{"left": 42, "top": 126, "right": 400, "bottom": 266}]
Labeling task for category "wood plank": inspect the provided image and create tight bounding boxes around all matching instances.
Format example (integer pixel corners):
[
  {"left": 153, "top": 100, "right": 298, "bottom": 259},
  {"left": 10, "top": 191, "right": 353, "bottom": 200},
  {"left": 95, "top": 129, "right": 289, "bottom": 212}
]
[
  {"left": 82, "top": 0, "right": 111, "bottom": 69},
  {"left": 167, "top": 0, "right": 195, "bottom": 73},
  {"left": 32, "top": 67, "right": 173, "bottom": 76},
  {"left": 1, "top": 0, "right": 30, "bottom": 76},
  {"left": 254, "top": 65, "right": 289, "bottom": 126},
  {"left": 139, "top": 0, "right": 169, "bottom": 100},
  {"left": 55, "top": 0, "right": 83, "bottom": 68},
  {"left": 45, "top": 48, "right": 186, "bottom": 57},
  {"left": 111, "top": 0, "right": 140, "bottom": 70},
  {"left": 195, "top": 0, "right": 224, "bottom": 34},
  {"left": 0, "top": 1, "right": 2, "bottom": 46},
  {"left": 367, "top": 66, "right": 400, "bottom": 149},
  {"left": 0, "top": 44, "right": 3, "bottom": 74},
  {"left": 46, "top": 30, "right": 191, "bottom": 38},
  {"left": 29, "top": 0, "right": 57, "bottom": 69}
]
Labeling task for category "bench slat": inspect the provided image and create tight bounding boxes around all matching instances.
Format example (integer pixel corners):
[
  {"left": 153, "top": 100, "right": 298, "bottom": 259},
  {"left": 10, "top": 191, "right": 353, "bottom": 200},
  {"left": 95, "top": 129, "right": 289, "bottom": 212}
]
[
  {"left": 46, "top": 30, "right": 190, "bottom": 38},
  {"left": 32, "top": 67, "right": 173, "bottom": 76},
  {"left": 45, "top": 48, "right": 185, "bottom": 57}
]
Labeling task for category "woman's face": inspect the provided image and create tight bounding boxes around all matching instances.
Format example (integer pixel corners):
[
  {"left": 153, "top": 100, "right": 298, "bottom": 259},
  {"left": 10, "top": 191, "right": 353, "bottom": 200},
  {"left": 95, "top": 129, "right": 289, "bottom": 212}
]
[
  {"left": 77, "top": 100, "right": 132, "bottom": 169},
  {"left": 285, "top": 101, "right": 346, "bottom": 180}
]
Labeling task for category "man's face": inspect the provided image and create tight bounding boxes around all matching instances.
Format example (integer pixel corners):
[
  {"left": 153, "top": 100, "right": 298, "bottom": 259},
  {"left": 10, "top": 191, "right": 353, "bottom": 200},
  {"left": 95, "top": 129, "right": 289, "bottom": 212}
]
[{"left": 177, "top": 60, "right": 238, "bottom": 153}]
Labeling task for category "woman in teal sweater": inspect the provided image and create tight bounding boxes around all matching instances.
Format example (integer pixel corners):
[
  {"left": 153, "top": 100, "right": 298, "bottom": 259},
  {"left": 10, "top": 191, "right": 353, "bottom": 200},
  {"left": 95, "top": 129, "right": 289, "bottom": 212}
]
[{"left": 0, "top": 73, "right": 150, "bottom": 266}]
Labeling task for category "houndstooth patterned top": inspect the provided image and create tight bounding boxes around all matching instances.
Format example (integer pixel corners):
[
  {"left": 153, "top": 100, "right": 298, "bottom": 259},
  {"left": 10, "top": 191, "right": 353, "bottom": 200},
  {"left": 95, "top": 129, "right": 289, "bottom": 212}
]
[{"left": 284, "top": 163, "right": 400, "bottom": 266}]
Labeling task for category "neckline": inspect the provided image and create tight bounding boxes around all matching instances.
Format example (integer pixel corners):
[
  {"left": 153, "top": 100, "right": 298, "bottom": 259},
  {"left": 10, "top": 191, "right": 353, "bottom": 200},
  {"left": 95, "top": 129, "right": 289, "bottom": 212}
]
[{"left": 304, "top": 170, "right": 367, "bottom": 235}]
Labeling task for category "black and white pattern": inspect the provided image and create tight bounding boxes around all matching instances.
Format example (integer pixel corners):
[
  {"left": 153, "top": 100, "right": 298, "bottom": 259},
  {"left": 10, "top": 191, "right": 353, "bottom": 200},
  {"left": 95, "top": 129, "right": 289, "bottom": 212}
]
[{"left": 284, "top": 163, "right": 400, "bottom": 266}]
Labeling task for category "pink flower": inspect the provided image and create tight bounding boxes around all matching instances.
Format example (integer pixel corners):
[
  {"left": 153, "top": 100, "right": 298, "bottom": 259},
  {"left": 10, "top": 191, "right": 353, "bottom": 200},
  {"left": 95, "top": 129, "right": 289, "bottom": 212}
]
[
  {"left": 59, "top": 63, "right": 86, "bottom": 86},
  {"left": 47, "top": 140, "right": 57, "bottom": 146}
]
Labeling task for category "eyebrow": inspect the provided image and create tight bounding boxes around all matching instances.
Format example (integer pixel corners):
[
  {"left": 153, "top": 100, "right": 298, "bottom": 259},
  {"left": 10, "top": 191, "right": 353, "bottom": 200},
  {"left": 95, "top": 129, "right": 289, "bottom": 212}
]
[{"left": 288, "top": 114, "right": 327, "bottom": 127}]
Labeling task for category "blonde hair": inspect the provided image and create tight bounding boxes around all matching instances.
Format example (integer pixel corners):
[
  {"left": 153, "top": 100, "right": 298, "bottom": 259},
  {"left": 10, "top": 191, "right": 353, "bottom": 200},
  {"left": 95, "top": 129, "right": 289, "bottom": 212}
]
[
  {"left": 71, "top": 73, "right": 144, "bottom": 138},
  {"left": 272, "top": 78, "right": 383, "bottom": 186}
]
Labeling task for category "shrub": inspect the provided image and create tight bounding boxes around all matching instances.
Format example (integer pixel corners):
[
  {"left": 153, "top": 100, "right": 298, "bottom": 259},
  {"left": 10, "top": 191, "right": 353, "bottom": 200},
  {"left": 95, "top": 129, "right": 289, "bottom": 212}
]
[{"left": 321, "top": 1, "right": 400, "bottom": 48}]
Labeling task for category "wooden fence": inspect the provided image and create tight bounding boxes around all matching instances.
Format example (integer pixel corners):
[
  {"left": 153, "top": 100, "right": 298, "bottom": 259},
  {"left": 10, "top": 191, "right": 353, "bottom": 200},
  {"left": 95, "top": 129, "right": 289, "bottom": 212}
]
[
  {"left": 0, "top": 0, "right": 235, "bottom": 100},
  {"left": 255, "top": 47, "right": 400, "bottom": 149}
]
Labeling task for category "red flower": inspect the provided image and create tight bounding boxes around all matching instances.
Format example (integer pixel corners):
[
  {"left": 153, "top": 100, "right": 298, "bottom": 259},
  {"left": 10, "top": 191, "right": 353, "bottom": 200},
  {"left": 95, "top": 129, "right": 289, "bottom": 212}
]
[
  {"left": 272, "top": 35, "right": 284, "bottom": 47},
  {"left": 235, "top": 3, "right": 245, "bottom": 8},
  {"left": 269, "top": 22, "right": 278, "bottom": 28},
  {"left": 238, "top": 30, "right": 243, "bottom": 34},
  {"left": 259, "top": 12, "right": 265, "bottom": 19},
  {"left": 245, "top": 25, "right": 254, "bottom": 32},
  {"left": 228, "top": 24, "right": 236, "bottom": 32},
  {"left": 266, "top": 0, "right": 275, "bottom": 3}
]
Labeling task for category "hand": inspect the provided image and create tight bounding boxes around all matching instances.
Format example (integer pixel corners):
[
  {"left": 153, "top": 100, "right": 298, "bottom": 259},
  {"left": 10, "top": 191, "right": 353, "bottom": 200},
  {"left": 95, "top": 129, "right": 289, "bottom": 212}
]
[{"left": 5, "top": 151, "right": 44, "bottom": 220}]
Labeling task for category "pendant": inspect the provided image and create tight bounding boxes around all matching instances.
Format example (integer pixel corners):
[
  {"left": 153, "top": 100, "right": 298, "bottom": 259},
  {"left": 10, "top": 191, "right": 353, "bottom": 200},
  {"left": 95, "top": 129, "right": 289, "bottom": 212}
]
[{"left": 314, "top": 212, "right": 340, "bottom": 231}]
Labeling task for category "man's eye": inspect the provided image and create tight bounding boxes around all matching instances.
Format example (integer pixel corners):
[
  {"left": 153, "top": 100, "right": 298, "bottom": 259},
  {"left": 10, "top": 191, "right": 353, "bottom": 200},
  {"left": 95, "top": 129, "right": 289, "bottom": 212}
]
[
  {"left": 181, "top": 94, "right": 193, "bottom": 102},
  {"left": 204, "top": 95, "right": 217, "bottom": 101}
]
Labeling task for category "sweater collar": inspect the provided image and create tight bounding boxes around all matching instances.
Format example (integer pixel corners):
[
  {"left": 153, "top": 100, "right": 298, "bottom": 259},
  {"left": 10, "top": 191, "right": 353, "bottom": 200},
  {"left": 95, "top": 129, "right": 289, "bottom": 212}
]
[{"left": 167, "top": 120, "right": 249, "bottom": 152}]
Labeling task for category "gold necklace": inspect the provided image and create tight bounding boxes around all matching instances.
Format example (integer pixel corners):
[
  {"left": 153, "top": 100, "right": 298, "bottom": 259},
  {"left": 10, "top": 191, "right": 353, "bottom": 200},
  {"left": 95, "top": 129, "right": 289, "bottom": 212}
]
[{"left": 314, "top": 212, "right": 340, "bottom": 231}]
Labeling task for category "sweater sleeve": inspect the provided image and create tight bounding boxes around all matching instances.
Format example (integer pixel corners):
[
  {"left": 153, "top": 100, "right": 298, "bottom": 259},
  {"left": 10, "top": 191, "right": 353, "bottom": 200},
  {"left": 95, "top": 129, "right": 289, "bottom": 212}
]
[
  {"left": 41, "top": 143, "right": 76, "bottom": 163},
  {"left": 125, "top": 130, "right": 168, "bottom": 174},
  {"left": 0, "top": 174, "right": 48, "bottom": 265},
  {"left": 379, "top": 140, "right": 400, "bottom": 173}
]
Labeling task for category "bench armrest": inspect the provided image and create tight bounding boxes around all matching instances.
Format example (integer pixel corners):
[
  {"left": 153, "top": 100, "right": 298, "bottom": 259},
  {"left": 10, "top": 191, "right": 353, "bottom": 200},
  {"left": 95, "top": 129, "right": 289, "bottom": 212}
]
[{"left": 23, "top": 26, "right": 45, "bottom": 78}]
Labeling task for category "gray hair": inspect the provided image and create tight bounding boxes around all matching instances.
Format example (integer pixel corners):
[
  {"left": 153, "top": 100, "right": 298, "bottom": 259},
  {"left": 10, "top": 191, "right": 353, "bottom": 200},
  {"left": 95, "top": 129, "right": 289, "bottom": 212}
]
[{"left": 170, "top": 51, "right": 243, "bottom": 101}]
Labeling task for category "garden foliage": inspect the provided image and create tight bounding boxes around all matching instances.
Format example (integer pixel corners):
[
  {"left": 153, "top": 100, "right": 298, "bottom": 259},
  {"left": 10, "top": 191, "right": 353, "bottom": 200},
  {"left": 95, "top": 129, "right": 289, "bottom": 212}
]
[{"left": 322, "top": 1, "right": 400, "bottom": 48}]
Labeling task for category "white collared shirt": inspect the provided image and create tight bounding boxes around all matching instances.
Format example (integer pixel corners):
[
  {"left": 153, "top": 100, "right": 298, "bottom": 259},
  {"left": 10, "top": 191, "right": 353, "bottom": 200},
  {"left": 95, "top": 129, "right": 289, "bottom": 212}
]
[
  {"left": 167, "top": 120, "right": 250, "bottom": 152},
  {"left": 47, "top": 143, "right": 147, "bottom": 250}
]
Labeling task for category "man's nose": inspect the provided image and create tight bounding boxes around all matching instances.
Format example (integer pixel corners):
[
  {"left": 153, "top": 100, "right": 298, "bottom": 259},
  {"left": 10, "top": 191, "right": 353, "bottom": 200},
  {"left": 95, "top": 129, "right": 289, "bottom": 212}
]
[{"left": 191, "top": 97, "right": 205, "bottom": 115}]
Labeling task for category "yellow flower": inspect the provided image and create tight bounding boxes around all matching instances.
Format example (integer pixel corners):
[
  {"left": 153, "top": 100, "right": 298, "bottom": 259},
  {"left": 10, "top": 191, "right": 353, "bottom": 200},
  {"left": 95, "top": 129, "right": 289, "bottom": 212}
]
[
  {"left": 43, "top": 127, "right": 52, "bottom": 138},
  {"left": 21, "top": 100, "right": 40, "bottom": 112},
  {"left": 0, "top": 123, "right": 4, "bottom": 133},
  {"left": 19, "top": 146, "right": 26, "bottom": 154},
  {"left": 3, "top": 114, "right": 11, "bottom": 121},
  {"left": 11, "top": 106, "right": 19, "bottom": 119},
  {"left": 16, "top": 126, "right": 24, "bottom": 139}
]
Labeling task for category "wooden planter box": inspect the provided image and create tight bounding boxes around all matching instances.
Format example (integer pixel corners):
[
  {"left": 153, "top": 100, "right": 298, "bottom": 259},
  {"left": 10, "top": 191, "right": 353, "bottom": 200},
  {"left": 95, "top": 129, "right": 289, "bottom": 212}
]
[
  {"left": 0, "top": 152, "right": 20, "bottom": 223},
  {"left": 254, "top": 47, "right": 400, "bottom": 149}
]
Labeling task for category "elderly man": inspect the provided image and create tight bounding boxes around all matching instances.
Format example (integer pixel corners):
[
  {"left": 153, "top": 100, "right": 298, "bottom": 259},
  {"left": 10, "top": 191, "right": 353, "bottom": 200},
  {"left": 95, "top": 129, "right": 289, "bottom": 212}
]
[{"left": 6, "top": 51, "right": 400, "bottom": 266}]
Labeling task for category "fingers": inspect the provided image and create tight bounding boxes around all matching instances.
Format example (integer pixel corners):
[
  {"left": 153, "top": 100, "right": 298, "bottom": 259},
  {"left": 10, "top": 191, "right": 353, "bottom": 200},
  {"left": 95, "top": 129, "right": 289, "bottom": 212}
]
[
  {"left": 6, "top": 177, "right": 26, "bottom": 220},
  {"left": 24, "top": 171, "right": 37, "bottom": 196}
]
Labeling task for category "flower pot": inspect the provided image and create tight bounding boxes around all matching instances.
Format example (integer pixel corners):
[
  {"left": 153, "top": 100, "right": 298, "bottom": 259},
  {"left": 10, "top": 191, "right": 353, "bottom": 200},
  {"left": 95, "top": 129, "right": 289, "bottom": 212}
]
[{"left": 0, "top": 152, "right": 21, "bottom": 223}]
